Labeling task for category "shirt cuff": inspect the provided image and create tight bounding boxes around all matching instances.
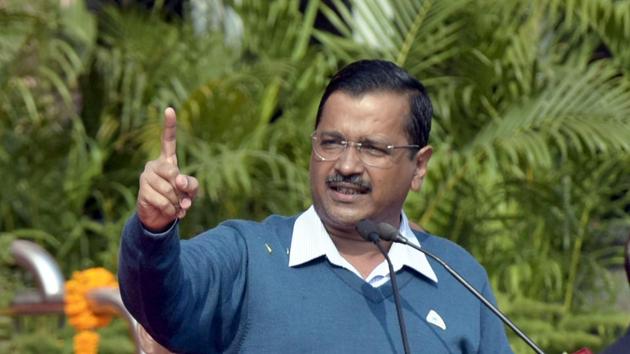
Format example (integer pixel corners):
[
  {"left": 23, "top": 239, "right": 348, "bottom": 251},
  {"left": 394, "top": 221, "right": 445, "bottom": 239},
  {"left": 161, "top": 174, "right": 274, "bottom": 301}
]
[{"left": 142, "top": 219, "right": 179, "bottom": 238}]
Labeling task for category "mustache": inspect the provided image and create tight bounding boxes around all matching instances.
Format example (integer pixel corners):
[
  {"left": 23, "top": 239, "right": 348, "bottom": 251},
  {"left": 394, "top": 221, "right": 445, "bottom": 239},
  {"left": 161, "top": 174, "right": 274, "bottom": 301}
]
[{"left": 325, "top": 174, "right": 371, "bottom": 191}]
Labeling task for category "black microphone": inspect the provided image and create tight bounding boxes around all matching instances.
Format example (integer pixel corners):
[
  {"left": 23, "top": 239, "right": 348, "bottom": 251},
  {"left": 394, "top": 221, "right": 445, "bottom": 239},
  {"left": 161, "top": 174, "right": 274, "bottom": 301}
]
[
  {"left": 356, "top": 220, "right": 411, "bottom": 354},
  {"left": 355, "top": 219, "right": 381, "bottom": 243},
  {"left": 377, "top": 222, "right": 546, "bottom": 354}
]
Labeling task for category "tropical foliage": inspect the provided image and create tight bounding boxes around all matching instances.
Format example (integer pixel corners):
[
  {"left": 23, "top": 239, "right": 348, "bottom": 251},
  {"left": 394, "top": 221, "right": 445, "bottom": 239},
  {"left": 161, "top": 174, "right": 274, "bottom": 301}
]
[{"left": 1, "top": 0, "right": 629, "bottom": 352}]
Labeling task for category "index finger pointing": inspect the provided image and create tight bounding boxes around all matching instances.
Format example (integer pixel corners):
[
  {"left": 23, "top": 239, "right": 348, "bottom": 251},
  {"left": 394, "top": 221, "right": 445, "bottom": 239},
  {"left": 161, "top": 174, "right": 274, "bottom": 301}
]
[{"left": 161, "top": 107, "right": 177, "bottom": 164}]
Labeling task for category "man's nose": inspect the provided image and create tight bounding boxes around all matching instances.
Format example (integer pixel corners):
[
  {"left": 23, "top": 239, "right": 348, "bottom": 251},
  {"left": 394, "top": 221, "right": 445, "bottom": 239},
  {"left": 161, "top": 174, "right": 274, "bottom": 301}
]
[{"left": 334, "top": 143, "right": 364, "bottom": 174}]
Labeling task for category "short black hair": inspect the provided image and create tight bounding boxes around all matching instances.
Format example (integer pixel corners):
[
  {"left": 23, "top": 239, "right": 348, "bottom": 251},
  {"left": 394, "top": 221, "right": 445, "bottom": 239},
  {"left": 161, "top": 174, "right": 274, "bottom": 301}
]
[{"left": 315, "top": 59, "right": 432, "bottom": 148}]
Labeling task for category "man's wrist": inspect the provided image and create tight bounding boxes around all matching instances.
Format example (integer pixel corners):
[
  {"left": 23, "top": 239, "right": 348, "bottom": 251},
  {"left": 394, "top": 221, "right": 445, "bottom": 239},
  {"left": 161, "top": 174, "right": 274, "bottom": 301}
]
[{"left": 141, "top": 219, "right": 178, "bottom": 237}]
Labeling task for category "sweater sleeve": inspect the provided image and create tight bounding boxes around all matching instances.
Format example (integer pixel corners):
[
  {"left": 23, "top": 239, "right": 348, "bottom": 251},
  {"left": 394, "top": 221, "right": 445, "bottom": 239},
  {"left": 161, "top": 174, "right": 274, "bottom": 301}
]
[
  {"left": 478, "top": 280, "right": 515, "bottom": 354},
  {"left": 118, "top": 214, "right": 248, "bottom": 353}
]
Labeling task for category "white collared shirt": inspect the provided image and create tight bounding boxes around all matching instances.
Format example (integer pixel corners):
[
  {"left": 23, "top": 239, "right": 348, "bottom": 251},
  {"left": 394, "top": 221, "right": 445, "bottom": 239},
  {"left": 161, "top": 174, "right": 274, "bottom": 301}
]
[{"left": 288, "top": 206, "right": 438, "bottom": 288}]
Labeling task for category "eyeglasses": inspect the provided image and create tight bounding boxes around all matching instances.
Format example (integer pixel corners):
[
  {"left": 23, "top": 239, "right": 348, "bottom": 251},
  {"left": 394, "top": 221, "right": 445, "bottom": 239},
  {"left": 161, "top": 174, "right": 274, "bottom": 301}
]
[{"left": 311, "top": 131, "right": 420, "bottom": 168}]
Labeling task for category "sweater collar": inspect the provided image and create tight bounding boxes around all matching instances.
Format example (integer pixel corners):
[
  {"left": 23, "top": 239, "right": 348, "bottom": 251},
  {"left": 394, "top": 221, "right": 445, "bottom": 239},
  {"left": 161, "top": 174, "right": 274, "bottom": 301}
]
[{"left": 288, "top": 206, "right": 438, "bottom": 283}]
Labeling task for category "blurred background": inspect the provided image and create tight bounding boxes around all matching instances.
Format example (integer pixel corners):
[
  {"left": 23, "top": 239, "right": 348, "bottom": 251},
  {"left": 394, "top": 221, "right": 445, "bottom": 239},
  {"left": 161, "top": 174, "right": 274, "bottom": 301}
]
[{"left": 1, "top": 0, "right": 629, "bottom": 352}]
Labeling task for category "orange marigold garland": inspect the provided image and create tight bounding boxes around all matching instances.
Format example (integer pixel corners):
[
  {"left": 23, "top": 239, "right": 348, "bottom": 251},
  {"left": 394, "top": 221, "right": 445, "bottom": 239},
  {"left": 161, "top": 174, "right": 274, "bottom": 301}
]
[
  {"left": 64, "top": 267, "right": 118, "bottom": 354},
  {"left": 73, "top": 330, "right": 100, "bottom": 354}
]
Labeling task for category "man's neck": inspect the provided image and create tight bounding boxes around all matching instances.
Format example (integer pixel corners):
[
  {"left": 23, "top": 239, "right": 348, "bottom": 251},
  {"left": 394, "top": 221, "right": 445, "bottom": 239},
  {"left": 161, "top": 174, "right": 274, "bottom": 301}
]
[{"left": 328, "top": 230, "right": 393, "bottom": 279}]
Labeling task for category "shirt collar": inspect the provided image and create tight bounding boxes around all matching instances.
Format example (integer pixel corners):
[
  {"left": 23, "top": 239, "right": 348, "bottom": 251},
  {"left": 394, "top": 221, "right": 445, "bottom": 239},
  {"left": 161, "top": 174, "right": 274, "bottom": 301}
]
[{"left": 288, "top": 206, "right": 438, "bottom": 283}]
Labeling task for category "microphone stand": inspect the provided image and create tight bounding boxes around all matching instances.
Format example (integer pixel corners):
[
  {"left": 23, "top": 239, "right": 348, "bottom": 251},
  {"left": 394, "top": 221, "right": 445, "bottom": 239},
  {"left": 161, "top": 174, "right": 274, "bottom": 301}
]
[
  {"left": 356, "top": 220, "right": 411, "bottom": 354},
  {"left": 373, "top": 241, "right": 411, "bottom": 354},
  {"left": 383, "top": 227, "right": 545, "bottom": 354}
]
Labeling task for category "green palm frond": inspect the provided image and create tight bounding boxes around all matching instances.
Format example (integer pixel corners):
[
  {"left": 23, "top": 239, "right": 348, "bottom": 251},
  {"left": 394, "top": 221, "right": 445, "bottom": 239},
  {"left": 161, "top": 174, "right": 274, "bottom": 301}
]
[
  {"left": 315, "top": 0, "right": 469, "bottom": 70},
  {"left": 234, "top": 0, "right": 320, "bottom": 60},
  {"left": 470, "top": 60, "right": 630, "bottom": 168},
  {"left": 569, "top": 0, "right": 630, "bottom": 67}
]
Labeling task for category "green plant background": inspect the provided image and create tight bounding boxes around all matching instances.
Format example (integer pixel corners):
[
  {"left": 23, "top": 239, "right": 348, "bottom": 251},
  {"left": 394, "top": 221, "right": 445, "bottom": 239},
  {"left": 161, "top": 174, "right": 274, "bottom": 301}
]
[{"left": 1, "top": 0, "right": 629, "bottom": 353}]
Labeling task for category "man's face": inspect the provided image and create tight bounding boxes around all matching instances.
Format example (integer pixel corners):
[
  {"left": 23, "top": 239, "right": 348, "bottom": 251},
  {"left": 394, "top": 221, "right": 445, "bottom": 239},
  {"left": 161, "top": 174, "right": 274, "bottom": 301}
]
[{"left": 309, "top": 91, "right": 432, "bottom": 235}]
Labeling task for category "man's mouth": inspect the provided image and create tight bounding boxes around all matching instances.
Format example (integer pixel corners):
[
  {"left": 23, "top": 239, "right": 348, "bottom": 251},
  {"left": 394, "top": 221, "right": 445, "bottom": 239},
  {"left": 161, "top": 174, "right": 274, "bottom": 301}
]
[{"left": 325, "top": 175, "right": 371, "bottom": 195}]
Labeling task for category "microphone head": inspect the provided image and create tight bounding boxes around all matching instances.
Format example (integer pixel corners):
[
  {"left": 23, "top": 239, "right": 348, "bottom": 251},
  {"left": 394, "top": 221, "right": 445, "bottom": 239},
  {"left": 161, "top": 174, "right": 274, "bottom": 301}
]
[
  {"left": 376, "top": 222, "right": 399, "bottom": 241},
  {"left": 356, "top": 219, "right": 380, "bottom": 243}
]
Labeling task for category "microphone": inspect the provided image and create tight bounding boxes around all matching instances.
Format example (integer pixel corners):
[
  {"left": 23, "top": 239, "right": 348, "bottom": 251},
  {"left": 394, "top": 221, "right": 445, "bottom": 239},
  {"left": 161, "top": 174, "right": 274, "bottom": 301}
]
[
  {"left": 376, "top": 222, "right": 546, "bottom": 354},
  {"left": 355, "top": 220, "right": 381, "bottom": 243},
  {"left": 356, "top": 220, "right": 411, "bottom": 354}
]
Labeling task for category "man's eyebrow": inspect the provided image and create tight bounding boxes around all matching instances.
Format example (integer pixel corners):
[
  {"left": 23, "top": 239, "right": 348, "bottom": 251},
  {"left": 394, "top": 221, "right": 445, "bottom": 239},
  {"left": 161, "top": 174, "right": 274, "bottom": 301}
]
[
  {"left": 318, "top": 131, "right": 391, "bottom": 144},
  {"left": 359, "top": 136, "right": 389, "bottom": 145},
  {"left": 318, "top": 131, "right": 344, "bottom": 138}
]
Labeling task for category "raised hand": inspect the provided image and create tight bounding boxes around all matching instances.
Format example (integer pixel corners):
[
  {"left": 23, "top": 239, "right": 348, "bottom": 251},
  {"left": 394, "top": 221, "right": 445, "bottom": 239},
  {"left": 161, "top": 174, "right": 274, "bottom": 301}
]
[{"left": 137, "top": 107, "right": 199, "bottom": 232}]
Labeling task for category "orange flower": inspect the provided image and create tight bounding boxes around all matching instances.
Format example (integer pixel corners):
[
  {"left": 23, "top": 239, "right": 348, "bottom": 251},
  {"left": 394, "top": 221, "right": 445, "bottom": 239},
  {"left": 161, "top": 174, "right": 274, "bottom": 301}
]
[
  {"left": 74, "top": 330, "right": 99, "bottom": 354},
  {"left": 65, "top": 267, "right": 119, "bottom": 354}
]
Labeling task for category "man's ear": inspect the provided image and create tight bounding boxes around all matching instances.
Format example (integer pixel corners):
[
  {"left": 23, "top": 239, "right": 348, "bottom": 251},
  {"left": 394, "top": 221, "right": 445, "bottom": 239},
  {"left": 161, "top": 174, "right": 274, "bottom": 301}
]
[{"left": 410, "top": 145, "right": 432, "bottom": 191}]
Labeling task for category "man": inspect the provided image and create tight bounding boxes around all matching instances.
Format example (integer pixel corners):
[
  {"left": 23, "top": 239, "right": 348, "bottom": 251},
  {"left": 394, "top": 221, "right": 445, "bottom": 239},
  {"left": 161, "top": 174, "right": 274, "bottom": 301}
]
[{"left": 119, "top": 60, "right": 513, "bottom": 353}]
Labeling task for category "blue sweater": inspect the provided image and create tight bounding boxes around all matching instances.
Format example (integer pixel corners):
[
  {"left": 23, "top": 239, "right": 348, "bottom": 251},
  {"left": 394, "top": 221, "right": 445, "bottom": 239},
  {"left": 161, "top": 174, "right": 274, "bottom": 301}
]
[{"left": 119, "top": 213, "right": 513, "bottom": 354}]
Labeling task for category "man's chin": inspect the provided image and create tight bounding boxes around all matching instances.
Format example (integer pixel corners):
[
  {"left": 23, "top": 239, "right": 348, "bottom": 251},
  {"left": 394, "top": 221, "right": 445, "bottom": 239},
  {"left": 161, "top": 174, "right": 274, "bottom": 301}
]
[{"left": 315, "top": 206, "right": 368, "bottom": 232}]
